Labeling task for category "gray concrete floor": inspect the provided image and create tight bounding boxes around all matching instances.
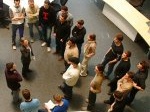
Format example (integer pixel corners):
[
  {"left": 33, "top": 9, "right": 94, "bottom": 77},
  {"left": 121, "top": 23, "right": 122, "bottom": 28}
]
[{"left": 0, "top": 0, "right": 150, "bottom": 112}]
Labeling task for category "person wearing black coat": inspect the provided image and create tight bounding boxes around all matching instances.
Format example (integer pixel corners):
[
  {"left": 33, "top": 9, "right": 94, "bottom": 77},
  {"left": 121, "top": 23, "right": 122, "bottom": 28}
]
[
  {"left": 72, "top": 19, "right": 86, "bottom": 56},
  {"left": 108, "top": 51, "right": 131, "bottom": 94},
  {"left": 126, "top": 60, "right": 149, "bottom": 105},
  {"left": 53, "top": 13, "right": 70, "bottom": 61},
  {"left": 39, "top": 0, "right": 56, "bottom": 52},
  {"left": 5, "top": 62, "right": 22, "bottom": 103},
  {"left": 20, "top": 38, "right": 34, "bottom": 77}
]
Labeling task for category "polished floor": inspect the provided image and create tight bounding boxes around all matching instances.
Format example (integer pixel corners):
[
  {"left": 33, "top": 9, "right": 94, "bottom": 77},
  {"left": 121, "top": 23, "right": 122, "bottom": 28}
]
[{"left": 0, "top": 0, "right": 150, "bottom": 112}]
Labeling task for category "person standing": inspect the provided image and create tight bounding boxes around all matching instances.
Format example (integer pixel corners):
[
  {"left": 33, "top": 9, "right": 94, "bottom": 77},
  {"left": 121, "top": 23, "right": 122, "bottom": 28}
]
[
  {"left": 25, "top": 0, "right": 42, "bottom": 43},
  {"left": 80, "top": 34, "right": 96, "bottom": 77},
  {"left": 101, "top": 33, "right": 124, "bottom": 79},
  {"left": 39, "top": 0, "right": 56, "bottom": 52},
  {"left": 82, "top": 64, "right": 105, "bottom": 111},
  {"left": 58, "top": 57, "right": 81, "bottom": 100},
  {"left": 53, "top": 13, "right": 71, "bottom": 61},
  {"left": 72, "top": 19, "right": 86, "bottom": 56},
  {"left": 20, "top": 38, "right": 35, "bottom": 77},
  {"left": 57, "top": 5, "right": 73, "bottom": 27},
  {"left": 108, "top": 91, "right": 126, "bottom": 112},
  {"left": 126, "top": 61, "right": 149, "bottom": 105},
  {"left": 20, "top": 89, "right": 40, "bottom": 112},
  {"left": 9, "top": 0, "right": 25, "bottom": 50},
  {"left": 63, "top": 37, "right": 79, "bottom": 71},
  {"left": 5, "top": 62, "right": 22, "bottom": 103},
  {"left": 104, "top": 71, "right": 143, "bottom": 105},
  {"left": 108, "top": 51, "right": 131, "bottom": 94}
]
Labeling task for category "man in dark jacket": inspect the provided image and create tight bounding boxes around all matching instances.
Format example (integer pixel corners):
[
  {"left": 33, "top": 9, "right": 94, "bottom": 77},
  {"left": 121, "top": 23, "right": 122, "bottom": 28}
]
[
  {"left": 20, "top": 38, "right": 34, "bottom": 77},
  {"left": 5, "top": 62, "right": 22, "bottom": 103},
  {"left": 53, "top": 13, "right": 70, "bottom": 61},
  {"left": 39, "top": 0, "right": 56, "bottom": 52},
  {"left": 72, "top": 19, "right": 86, "bottom": 56},
  {"left": 108, "top": 51, "right": 131, "bottom": 94},
  {"left": 126, "top": 60, "right": 149, "bottom": 105}
]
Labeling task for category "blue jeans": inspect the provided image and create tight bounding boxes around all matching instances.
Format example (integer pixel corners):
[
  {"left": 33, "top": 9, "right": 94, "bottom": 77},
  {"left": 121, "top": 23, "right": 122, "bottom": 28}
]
[
  {"left": 42, "top": 25, "right": 52, "bottom": 47},
  {"left": 11, "top": 23, "right": 24, "bottom": 45},
  {"left": 28, "top": 21, "right": 42, "bottom": 40},
  {"left": 77, "top": 43, "right": 82, "bottom": 57}
]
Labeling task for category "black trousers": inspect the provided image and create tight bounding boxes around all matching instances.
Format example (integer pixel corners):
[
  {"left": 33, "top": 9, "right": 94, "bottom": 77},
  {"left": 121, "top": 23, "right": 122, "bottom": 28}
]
[
  {"left": 22, "top": 60, "right": 30, "bottom": 76},
  {"left": 109, "top": 77, "right": 119, "bottom": 92},
  {"left": 87, "top": 90, "right": 96, "bottom": 110},
  {"left": 101, "top": 56, "right": 117, "bottom": 76},
  {"left": 126, "top": 88, "right": 138, "bottom": 104},
  {"left": 61, "top": 82, "right": 73, "bottom": 100}
]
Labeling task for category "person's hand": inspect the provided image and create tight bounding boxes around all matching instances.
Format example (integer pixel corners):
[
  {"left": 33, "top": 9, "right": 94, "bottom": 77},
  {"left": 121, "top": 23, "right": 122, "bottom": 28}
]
[
  {"left": 60, "top": 39, "right": 63, "bottom": 42},
  {"left": 32, "top": 56, "right": 36, "bottom": 61},
  {"left": 53, "top": 33, "right": 56, "bottom": 37}
]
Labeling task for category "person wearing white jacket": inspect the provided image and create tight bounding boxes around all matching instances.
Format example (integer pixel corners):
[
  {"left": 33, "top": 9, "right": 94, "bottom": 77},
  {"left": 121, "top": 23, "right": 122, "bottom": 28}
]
[{"left": 58, "top": 57, "right": 81, "bottom": 100}]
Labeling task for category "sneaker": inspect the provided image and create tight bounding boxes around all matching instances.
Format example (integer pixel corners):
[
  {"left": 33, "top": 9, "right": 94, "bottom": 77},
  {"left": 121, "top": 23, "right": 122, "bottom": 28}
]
[
  {"left": 53, "top": 51, "right": 59, "bottom": 55},
  {"left": 85, "top": 99, "right": 89, "bottom": 103},
  {"left": 41, "top": 42, "right": 46, "bottom": 47},
  {"left": 12, "top": 45, "right": 16, "bottom": 50},
  {"left": 58, "top": 57, "right": 64, "bottom": 61},
  {"left": 30, "top": 39, "right": 34, "bottom": 43},
  {"left": 80, "top": 73, "right": 88, "bottom": 77},
  {"left": 47, "top": 47, "right": 51, "bottom": 52},
  {"left": 81, "top": 107, "right": 91, "bottom": 111},
  {"left": 104, "top": 100, "right": 112, "bottom": 104}
]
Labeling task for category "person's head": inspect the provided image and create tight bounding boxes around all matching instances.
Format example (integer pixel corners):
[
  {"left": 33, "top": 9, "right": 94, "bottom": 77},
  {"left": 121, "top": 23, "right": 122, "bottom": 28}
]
[
  {"left": 124, "top": 71, "right": 135, "bottom": 79},
  {"left": 67, "top": 37, "right": 76, "bottom": 46},
  {"left": 59, "top": 13, "right": 67, "bottom": 23},
  {"left": 6, "top": 62, "right": 16, "bottom": 71},
  {"left": 137, "top": 60, "right": 149, "bottom": 71},
  {"left": 121, "top": 51, "right": 131, "bottom": 59},
  {"left": 53, "top": 94, "right": 63, "bottom": 103},
  {"left": 95, "top": 64, "right": 104, "bottom": 73},
  {"left": 21, "top": 39, "right": 29, "bottom": 47},
  {"left": 44, "top": 0, "right": 50, "bottom": 9},
  {"left": 113, "top": 91, "right": 123, "bottom": 101},
  {"left": 68, "top": 57, "right": 79, "bottom": 67},
  {"left": 22, "top": 89, "right": 31, "bottom": 100},
  {"left": 60, "top": 6, "right": 68, "bottom": 14},
  {"left": 28, "top": 0, "right": 34, "bottom": 8},
  {"left": 88, "top": 33, "right": 96, "bottom": 41},
  {"left": 14, "top": 0, "right": 20, "bottom": 7},
  {"left": 114, "top": 33, "right": 123, "bottom": 43},
  {"left": 76, "top": 20, "right": 84, "bottom": 29}
]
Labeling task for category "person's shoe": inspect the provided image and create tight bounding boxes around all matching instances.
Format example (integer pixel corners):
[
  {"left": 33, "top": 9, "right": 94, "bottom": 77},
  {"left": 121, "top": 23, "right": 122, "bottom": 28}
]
[
  {"left": 85, "top": 99, "right": 89, "bottom": 103},
  {"left": 80, "top": 73, "right": 88, "bottom": 77},
  {"left": 27, "top": 69, "right": 33, "bottom": 72},
  {"left": 53, "top": 51, "right": 59, "bottom": 55},
  {"left": 58, "top": 85, "right": 63, "bottom": 90},
  {"left": 30, "top": 39, "right": 34, "bottom": 43},
  {"left": 104, "top": 100, "right": 111, "bottom": 104},
  {"left": 58, "top": 57, "right": 64, "bottom": 61},
  {"left": 12, "top": 45, "right": 16, "bottom": 50},
  {"left": 47, "top": 47, "right": 51, "bottom": 52},
  {"left": 107, "top": 92, "right": 113, "bottom": 95},
  {"left": 60, "top": 71, "right": 65, "bottom": 75},
  {"left": 104, "top": 76, "right": 109, "bottom": 79},
  {"left": 81, "top": 107, "right": 91, "bottom": 111},
  {"left": 126, "top": 103, "right": 132, "bottom": 106},
  {"left": 41, "top": 42, "right": 46, "bottom": 47}
]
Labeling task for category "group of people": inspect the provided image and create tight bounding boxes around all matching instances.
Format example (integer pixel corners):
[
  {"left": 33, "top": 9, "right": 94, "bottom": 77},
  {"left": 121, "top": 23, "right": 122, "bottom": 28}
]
[{"left": 4, "top": 0, "right": 149, "bottom": 112}]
